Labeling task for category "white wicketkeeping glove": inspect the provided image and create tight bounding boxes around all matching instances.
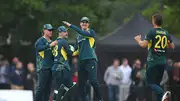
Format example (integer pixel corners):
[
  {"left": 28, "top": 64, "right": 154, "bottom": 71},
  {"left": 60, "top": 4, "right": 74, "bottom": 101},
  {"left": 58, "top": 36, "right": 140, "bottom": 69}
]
[{"left": 69, "top": 45, "right": 75, "bottom": 52}]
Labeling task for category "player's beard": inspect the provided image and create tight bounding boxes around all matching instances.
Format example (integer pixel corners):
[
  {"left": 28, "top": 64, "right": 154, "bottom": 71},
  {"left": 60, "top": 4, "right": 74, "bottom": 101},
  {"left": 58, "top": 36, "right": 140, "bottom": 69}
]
[{"left": 65, "top": 35, "right": 68, "bottom": 39}]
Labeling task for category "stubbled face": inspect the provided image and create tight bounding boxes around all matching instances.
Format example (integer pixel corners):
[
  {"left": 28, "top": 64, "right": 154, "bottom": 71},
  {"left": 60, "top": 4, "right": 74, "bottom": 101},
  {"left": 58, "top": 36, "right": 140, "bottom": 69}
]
[
  {"left": 80, "top": 21, "right": 89, "bottom": 30},
  {"left": 59, "top": 31, "right": 68, "bottom": 38},
  {"left": 44, "top": 29, "right": 53, "bottom": 37}
]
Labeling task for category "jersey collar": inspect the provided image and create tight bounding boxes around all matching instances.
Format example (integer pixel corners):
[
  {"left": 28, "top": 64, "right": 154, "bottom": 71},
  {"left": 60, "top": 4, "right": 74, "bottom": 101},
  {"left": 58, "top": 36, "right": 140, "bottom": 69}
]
[{"left": 42, "top": 36, "right": 51, "bottom": 42}]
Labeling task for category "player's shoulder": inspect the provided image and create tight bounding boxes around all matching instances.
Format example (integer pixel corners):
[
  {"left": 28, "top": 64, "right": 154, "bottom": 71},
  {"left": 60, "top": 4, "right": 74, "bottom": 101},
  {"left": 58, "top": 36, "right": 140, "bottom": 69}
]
[
  {"left": 89, "top": 28, "right": 96, "bottom": 37},
  {"left": 90, "top": 28, "right": 95, "bottom": 33},
  {"left": 35, "top": 37, "right": 44, "bottom": 45},
  {"left": 37, "top": 37, "right": 44, "bottom": 42},
  {"left": 90, "top": 28, "right": 95, "bottom": 32},
  {"left": 149, "top": 28, "right": 156, "bottom": 34},
  {"left": 161, "top": 28, "right": 169, "bottom": 35},
  {"left": 57, "top": 38, "right": 67, "bottom": 44}
]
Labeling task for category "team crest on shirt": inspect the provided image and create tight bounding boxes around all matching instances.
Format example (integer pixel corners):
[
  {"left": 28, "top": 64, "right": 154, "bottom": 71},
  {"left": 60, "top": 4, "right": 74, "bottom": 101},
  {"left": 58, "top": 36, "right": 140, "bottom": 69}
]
[{"left": 77, "top": 36, "right": 86, "bottom": 43}]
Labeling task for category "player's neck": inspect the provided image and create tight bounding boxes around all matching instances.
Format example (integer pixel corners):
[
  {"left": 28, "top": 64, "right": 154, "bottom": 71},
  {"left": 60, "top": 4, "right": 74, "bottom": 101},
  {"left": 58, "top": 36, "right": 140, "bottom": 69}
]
[
  {"left": 43, "top": 35, "right": 50, "bottom": 41},
  {"left": 58, "top": 36, "right": 63, "bottom": 39},
  {"left": 154, "top": 25, "right": 161, "bottom": 28},
  {"left": 82, "top": 28, "right": 89, "bottom": 31}
]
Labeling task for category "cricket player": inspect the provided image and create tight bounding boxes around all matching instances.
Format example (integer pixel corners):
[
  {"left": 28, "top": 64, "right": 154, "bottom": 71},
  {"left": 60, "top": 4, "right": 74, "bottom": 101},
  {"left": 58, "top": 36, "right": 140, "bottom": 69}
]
[
  {"left": 134, "top": 13, "right": 175, "bottom": 101},
  {"left": 52, "top": 26, "right": 76, "bottom": 101},
  {"left": 63, "top": 17, "right": 103, "bottom": 101},
  {"left": 35, "top": 24, "right": 58, "bottom": 101}
]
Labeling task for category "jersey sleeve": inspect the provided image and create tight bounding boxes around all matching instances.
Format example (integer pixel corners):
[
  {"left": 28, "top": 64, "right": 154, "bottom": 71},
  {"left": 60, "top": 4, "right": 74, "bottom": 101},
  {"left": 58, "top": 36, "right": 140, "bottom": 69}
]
[
  {"left": 70, "top": 25, "right": 95, "bottom": 37},
  {"left": 62, "top": 40, "right": 73, "bottom": 57},
  {"left": 144, "top": 30, "right": 153, "bottom": 42},
  {"left": 35, "top": 39, "right": 50, "bottom": 52},
  {"left": 72, "top": 38, "right": 79, "bottom": 56},
  {"left": 74, "top": 38, "right": 78, "bottom": 51}
]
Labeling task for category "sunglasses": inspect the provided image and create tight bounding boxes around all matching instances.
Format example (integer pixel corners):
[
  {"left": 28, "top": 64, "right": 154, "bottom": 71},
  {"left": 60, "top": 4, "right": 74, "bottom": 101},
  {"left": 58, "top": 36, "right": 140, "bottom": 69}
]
[
  {"left": 47, "top": 29, "right": 53, "bottom": 31},
  {"left": 81, "top": 21, "right": 89, "bottom": 23}
]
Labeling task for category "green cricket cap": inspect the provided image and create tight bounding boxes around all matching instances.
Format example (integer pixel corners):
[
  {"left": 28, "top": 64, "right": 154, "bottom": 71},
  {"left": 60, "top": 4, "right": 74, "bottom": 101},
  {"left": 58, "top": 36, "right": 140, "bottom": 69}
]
[
  {"left": 57, "top": 26, "right": 68, "bottom": 32},
  {"left": 43, "top": 24, "right": 54, "bottom": 30},
  {"left": 80, "top": 17, "right": 90, "bottom": 22}
]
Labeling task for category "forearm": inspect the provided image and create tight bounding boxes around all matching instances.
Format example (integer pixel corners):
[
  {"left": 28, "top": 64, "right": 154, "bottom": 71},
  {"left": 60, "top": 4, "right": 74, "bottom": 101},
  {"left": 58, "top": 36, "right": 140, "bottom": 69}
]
[
  {"left": 167, "top": 43, "right": 175, "bottom": 49},
  {"left": 70, "top": 25, "right": 93, "bottom": 37},
  {"left": 36, "top": 44, "right": 50, "bottom": 52},
  {"left": 136, "top": 40, "right": 148, "bottom": 48}
]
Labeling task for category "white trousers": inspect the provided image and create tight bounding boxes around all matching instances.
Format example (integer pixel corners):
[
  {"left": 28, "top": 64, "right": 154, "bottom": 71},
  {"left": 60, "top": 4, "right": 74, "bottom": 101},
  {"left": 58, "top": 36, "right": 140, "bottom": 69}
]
[{"left": 119, "top": 82, "right": 131, "bottom": 101}]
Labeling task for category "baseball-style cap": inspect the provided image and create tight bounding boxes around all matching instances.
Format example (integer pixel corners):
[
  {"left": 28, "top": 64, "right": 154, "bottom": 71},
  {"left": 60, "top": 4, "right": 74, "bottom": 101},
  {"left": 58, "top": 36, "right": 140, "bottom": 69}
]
[
  {"left": 43, "top": 24, "right": 54, "bottom": 30},
  {"left": 80, "top": 17, "right": 90, "bottom": 22},
  {"left": 57, "top": 26, "right": 68, "bottom": 32}
]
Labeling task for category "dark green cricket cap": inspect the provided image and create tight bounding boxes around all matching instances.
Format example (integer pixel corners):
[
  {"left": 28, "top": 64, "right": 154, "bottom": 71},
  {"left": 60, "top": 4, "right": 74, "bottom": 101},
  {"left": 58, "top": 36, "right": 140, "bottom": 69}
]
[
  {"left": 57, "top": 26, "right": 68, "bottom": 32},
  {"left": 43, "top": 24, "right": 54, "bottom": 30},
  {"left": 80, "top": 17, "right": 90, "bottom": 22}
]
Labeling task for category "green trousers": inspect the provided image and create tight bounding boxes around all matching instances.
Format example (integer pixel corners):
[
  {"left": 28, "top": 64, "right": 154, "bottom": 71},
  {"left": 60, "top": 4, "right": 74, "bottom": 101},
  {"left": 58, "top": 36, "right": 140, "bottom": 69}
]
[
  {"left": 78, "top": 59, "right": 102, "bottom": 101},
  {"left": 52, "top": 64, "right": 72, "bottom": 100},
  {"left": 146, "top": 64, "right": 165, "bottom": 101},
  {"left": 35, "top": 68, "right": 52, "bottom": 101}
]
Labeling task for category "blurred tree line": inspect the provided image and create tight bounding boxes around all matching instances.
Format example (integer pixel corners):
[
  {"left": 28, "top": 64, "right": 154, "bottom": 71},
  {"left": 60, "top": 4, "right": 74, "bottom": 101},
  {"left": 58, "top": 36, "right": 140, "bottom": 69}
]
[
  {"left": 142, "top": 0, "right": 180, "bottom": 37},
  {"left": 0, "top": 0, "right": 179, "bottom": 46},
  {"left": 0, "top": 0, "right": 150, "bottom": 45}
]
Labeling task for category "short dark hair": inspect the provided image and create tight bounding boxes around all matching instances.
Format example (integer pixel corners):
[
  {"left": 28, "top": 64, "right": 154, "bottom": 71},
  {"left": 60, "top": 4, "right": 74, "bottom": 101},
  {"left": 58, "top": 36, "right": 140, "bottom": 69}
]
[
  {"left": 113, "top": 58, "right": 119, "bottom": 62},
  {"left": 122, "top": 58, "right": 128, "bottom": 62},
  {"left": 134, "top": 58, "right": 140, "bottom": 63},
  {"left": 152, "top": 12, "right": 163, "bottom": 26}
]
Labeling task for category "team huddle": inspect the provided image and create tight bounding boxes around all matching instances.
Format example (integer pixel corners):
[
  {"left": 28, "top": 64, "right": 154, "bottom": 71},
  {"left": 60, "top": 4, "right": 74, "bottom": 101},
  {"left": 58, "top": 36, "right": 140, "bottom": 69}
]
[
  {"left": 35, "top": 17, "right": 103, "bottom": 101},
  {"left": 35, "top": 13, "right": 174, "bottom": 101}
]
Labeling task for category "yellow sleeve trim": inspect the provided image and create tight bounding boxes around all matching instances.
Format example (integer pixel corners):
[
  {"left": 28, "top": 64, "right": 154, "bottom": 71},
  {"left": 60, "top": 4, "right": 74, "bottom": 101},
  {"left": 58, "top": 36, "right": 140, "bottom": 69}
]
[
  {"left": 73, "top": 49, "right": 79, "bottom": 56},
  {"left": 89, "top": 37, "right": 95, "bottom": 48},
  {"left": 38, "top": 51, "right": 44, "bottom": 59},
  {"left": 61, "top": 47, "right": 67, "bottom": 60}
]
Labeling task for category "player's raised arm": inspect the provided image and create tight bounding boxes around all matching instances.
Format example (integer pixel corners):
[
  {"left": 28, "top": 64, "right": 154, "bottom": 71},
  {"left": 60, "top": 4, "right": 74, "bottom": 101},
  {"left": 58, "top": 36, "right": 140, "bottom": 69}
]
[
  {"left": 69, "top": 25, "right": 95, "bottom": 37},
  {"left": 63, "top": 17, "right": 95, "bottom": 37},
  {"left": 134, "top": 35, "right": 149, "bottom": 48}
]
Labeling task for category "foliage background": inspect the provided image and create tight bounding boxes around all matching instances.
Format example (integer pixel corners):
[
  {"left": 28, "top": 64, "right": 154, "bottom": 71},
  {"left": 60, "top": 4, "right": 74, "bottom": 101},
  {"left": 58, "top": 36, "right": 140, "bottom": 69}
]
[{"left": 0, "top": 0, "right": 179, "bottom": 46}]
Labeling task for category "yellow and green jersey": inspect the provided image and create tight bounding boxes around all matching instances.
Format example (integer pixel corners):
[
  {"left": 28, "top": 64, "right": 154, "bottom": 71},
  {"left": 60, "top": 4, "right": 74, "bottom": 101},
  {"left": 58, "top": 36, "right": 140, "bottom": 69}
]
[
  {"left": 35, "top": 37, "right": 54, "bottom": 72},
  {"left": 52, "top": 37, "right": 73, "bottom": 71},
  {"left": 145, "top": 28, "right": 172, "bottom": 65},
  {"left": 70, "top": 25, "right": 97, "bottom": 62}
]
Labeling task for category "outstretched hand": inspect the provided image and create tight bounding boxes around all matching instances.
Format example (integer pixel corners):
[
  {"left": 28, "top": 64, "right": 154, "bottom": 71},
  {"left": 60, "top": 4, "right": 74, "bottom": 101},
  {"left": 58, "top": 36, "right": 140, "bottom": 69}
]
[
  {"left": 62, "top": 21, "right": 71, "bottom": 27},
  {"left": 134, "top": 34, "right": 142, "bottom": 42}
]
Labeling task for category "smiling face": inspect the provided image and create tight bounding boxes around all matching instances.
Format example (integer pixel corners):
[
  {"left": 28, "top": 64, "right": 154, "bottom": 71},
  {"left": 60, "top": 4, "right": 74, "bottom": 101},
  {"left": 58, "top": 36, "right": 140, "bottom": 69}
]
[{"left": 80, "top": 21, "right": 89, "bottom": 30}]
